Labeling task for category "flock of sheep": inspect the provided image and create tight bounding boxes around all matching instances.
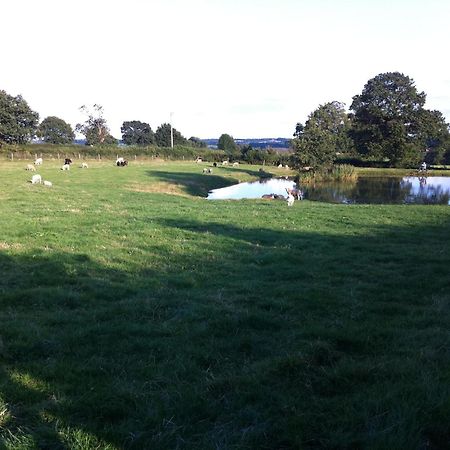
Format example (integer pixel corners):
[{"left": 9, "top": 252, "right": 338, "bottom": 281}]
[{"left": 26, "top": 156, "right": 128, "bottom": 187}]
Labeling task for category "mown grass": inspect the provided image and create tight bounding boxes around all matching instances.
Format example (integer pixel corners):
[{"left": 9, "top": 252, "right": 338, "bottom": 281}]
[{"left": 1, "top": 160, "right": 450, "bottom": 449}]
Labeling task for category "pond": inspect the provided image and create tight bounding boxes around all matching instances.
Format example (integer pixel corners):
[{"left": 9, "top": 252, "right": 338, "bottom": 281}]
[{"left": 207, "top": 176, "right": 450, "bottom": 205}]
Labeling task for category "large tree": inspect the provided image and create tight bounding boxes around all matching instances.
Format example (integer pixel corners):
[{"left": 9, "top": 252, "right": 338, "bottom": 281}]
[
  {"left": 154, "top": 123, "right": 187, "bottom": 147},
  {"left": 38, "top": 116, "right": 75, "bottom": 144},
  {"left": 0, "top": 90, "right": 39, "bottom": 145},
  {"left": 350, "top": 72, "right": 430, "bottom": 167},
  {"left": 121, "top": 121, "right": 155, "bottom": 146},
  {"left": 218, "top": 133, "right": 240, "bottom": 159},
  {"left": 75, "top": 104, "right": 116, "bottom": 145},
  {"left": 292, "top": 101, "right": 351, "bottom": 169}
]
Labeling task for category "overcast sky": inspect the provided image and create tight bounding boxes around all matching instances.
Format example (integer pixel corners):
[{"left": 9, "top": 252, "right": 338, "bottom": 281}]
[{"left": 1, "top": 0, "right": 449, "bottom": 139}]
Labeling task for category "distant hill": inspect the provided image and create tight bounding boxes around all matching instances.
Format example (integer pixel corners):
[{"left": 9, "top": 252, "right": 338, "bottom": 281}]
[{"left": 202, "top": 137, "right": 291, "bottom": 150}]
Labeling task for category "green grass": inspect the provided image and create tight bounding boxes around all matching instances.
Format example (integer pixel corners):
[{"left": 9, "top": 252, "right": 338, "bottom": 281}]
[{"left": 1, "top": 160, "right": 450, "bottom": 449}]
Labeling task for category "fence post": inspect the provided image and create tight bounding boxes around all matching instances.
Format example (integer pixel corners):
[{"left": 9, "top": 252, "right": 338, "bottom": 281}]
[
  {"left": 134, "top": 155, "right": 137, "bottom": 160},
  {"left": 11, "top": 153, "right": 13, "bottom": 161}
]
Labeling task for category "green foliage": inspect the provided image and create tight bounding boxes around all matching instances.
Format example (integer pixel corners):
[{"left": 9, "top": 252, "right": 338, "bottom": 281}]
[
  {"left": 188, "top": 136, "right": 207, "bottom": 148},
  {"left": 218, "top": 133, "right": 240, "bottom": 159},
  {"left": 349, "top": 72, "right": 449, "bottom": 167},
  {"left": 37, "top": 116, "right": 75, "bottom": 144},
  {"left": 121, "top": 121, "right": 155, "bottom": 146},
  {"left": 0, "top": 90, "right": 39, "bottom": 145},
  {"left": 292, "top": 101, "right": 350, "bottom": 169},
  {"left": 155, "top": 123, "right": 188, "bottom": 147},
  {"left": 75, "top": 104, "right": 116, "bottom": 146}
]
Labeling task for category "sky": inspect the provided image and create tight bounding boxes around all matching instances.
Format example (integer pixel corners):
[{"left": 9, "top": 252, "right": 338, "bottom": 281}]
[{"left": 1, "top": 0, "right": 449, "bottom": 139}]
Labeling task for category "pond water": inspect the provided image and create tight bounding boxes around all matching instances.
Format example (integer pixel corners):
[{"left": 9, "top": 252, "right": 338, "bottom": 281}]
[{"left": 207, "top": 176, "right": 450, "bottom": 205}]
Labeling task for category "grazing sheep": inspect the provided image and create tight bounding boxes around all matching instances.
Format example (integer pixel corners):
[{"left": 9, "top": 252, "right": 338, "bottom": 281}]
[
  {"left": 196, "top": 157, "right": 202, "bottom": 163},
  {"left": 116, "top": 157, "right": 124, "bottom": 165},
  {"left": 80, "top": 162, "right": 89, "bottom": 168},
  {"left": 31, "top": 174, "right": 42, "bottom": 184},
  {"left": 213, "top": 162, "right": 217, "bottom": 167},
  {"left": 222, "top": 160, "right": 229, "bottom": 166},
  {"left": 43, "top": 180, "right": 53, "bottom": 187},
  {"left": 64, "top": 158, "right": 73, "bottom": 165},
  {"left": 202, "top": 168, "right": 212, "bottom": 174},
  {"left": 278, "top": 164, "right": 283, "bottom": 168},
  {"left": 34, "top": 157, "right": 43, "bottom": 165},
  {"left": 117, "top": 160, "right": 128, "bottom": 166},
  {"left": 26, "top": 164, "right": 36, "bottom": 171},
  {"left": 233, "top": 162, "right": 239, "bottom": 167},
  {"left": 286, "top": 187, "right": 303, "bottom": 200},
  {"left": 61, "top": 164, "right": 70, "bottom": 171}
]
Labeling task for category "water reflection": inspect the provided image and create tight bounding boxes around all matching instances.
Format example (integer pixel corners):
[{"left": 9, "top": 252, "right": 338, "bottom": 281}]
[
  {"left": 207, "top": 178, "right": 295, "bottom": 200},
  {"left": 207, "top": 176, "right": 450, "bottom": 204}
]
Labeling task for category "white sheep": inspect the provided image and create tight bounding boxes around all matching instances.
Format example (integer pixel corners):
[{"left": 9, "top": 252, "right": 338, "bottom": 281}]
[
  {"left": 80, "top": 162, "right": 89, "bottom": 168},
  {"left": 287, "top": 192, "right": 295, "bottom": 207},
  {"left": 61, "top": 164, "right": 70, "bottom": 171},
  {"left": 222, "top": 160, "right": 229, "bottom": 166},
  {"left": 116, "top": 157, "right": 124, "bottom": 165},
  {"left": 202, "top": 168, "right": 212, "bottom": 174},
  {"left": 232, "top": 162, "right": 239, "bottom": 167},
  {"left": 43, "top": 180, "right": 53, "bottom": 187},
  {"left": 196, "top": 158, "right": 202, "bottom": 163},
  {"left": 26, "top": 164, "right": 36, "bottom": 171},
  {"left": 34, "top": 157, "right": 43, "bottom": 165},
  {"left": 31, "top": 174, "right": 42, "bottom": 184}
]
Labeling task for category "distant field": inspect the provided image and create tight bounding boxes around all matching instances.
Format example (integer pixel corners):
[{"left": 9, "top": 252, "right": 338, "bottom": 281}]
[{"left": 1, "top": 160, "right": 450, "bottom": 449}]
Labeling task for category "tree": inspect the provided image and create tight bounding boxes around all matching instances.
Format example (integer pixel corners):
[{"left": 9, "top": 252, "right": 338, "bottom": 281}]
[
  {"left": 350, "top": 72, "right": 428, "bottom": 166},
  {"left": 0, "top": 90, "right": 39, "bottom": 145},
  {"left": 414, "top": 109, "right": 450, "bottom": 164},
  {"left": 292, "top": 101, "right": 351, "bottom": 169},
  {"left": 75, "top": 104, "right": 116, "bottom": 145},
  {"left": 218, "top": 133, "right": 240, "bottom": 159},
  {"left": 154, "top": 123, "right": 187, "bottom": 147},
  {"left": 37, "top": 116, "right": 75, "bottom": 144},
  {"left": 188, "top": 136, "right": 207, "bottom": 148},
  {"left": 121, "top": 121, "right": 155, "bottom": 145}
]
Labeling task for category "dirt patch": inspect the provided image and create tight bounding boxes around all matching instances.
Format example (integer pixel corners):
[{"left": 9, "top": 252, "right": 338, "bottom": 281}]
[
  {"left": 0, "top": 242, "right": 23, "bottom": 250},
  {"left": 126, "top": 182, "right": 190, "bottom": 197}
]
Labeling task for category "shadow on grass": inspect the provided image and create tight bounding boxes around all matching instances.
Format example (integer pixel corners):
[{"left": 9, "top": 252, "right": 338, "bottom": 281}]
[
  {"left": 1, "top": 218, "right": 450, "bottom": 449},
  {"left": 145, "top": 167, "right": 274, "bottom": 197}
]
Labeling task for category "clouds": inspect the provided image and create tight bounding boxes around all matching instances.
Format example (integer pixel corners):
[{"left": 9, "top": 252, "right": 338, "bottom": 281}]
[{"left": 1, "top": 0, "right": 449, "bottom": 138}]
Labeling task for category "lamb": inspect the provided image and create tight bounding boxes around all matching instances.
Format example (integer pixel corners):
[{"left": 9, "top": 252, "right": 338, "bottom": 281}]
[
  {"left": 31, "top": 174, "right": 42, "bottom": 184},
  {"left": 287, "top": 192, "right": 295, "bottom": 207},
  {"left": 61, "top": 164, "right": 70, "bottom": 171},
  {"left": 196, "top": 157, "right": 202, "bottom": 163},
  {"left": 34, "top": 157, "right": 43, "bottom": 165},
  {"left": 80, "top": 162, "right": 89, "bottom": 168},
  {"left": 116, "top": 157, "right": 124, "bottom": 165},
  {"left": 232, "top": 162, "right": 239, "bottom": 167},
  {"left": 43, "top": 180, "right": 53, "bottom": 187},
  {"left": 222, "top": 160, "right": 229, "bottom": 166},
  {"left": 26, "top": 164, "right": 36, "bottom": 171},
  {"left": 202, "top": 168, "right": 212, "bottom": 174}
]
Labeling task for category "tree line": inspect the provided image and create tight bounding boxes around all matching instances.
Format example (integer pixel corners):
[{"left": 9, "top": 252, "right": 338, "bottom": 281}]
[
  {"left": 291, "top": 72, "right": 450, "bottom": 168},
  {"left": 1, "top": 71, "right": 449, "bottom": 168}
]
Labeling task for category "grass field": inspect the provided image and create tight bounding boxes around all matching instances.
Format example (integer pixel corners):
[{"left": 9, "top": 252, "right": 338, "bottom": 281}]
[{"left": 1, "top": 159, "right": 450, "bottom": 449}]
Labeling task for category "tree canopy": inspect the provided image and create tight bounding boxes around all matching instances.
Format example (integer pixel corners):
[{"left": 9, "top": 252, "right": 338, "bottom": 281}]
[
  {"left": 292, "top": 101, "right": 351, "bottom": 169},
  {"left": 121, "top": 121, "right": 155, "bottom": 146},
  {"left": 0, "top": 90, "right": 39, "bottom": 145},
  {"left": 154, "top": 123, "right": 188, "bottom": 147},
  {"left": 75, "top": 104, "right": 116, "bottom": 145},
  {"left": 218, "top": 133, "right": 240, "bottom": 159},
  {"left": 38, "top": 116, "right": 75, "bottom": 144},
  {"left": 350, "top": 72, "right": 429, "bottom": 166}
]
